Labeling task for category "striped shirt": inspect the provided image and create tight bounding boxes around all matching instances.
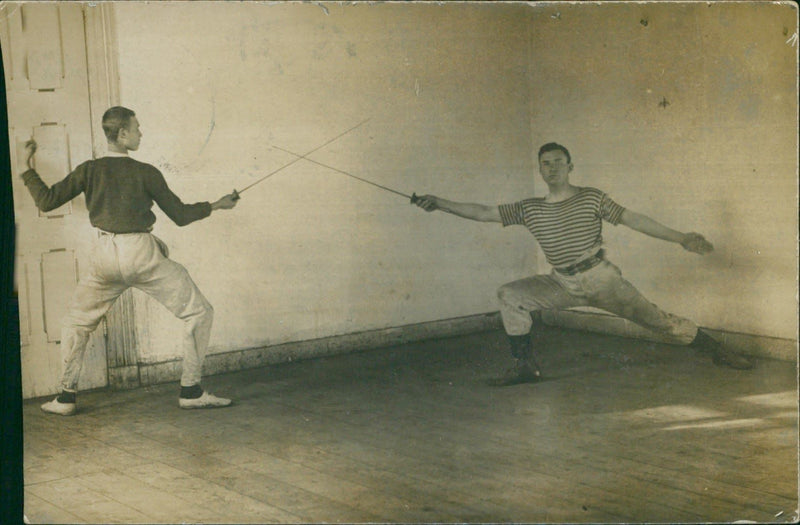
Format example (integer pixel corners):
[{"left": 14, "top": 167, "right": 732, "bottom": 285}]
[{"left": 498, "top": 187, "right": 626, "bottom": 268}]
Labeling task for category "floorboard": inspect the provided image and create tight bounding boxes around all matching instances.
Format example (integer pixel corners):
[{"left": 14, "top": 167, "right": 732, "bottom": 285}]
[{"left": 21, "top": 326, "right": 799, "bottom": 523}]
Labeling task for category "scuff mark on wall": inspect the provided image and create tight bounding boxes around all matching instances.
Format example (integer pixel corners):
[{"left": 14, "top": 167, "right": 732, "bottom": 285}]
[{"left": 200, "top": 96, "right": 216, "bottom": 155}]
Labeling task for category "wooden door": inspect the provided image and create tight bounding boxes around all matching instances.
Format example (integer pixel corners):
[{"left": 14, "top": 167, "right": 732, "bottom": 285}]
[{"left": 1, "top": 3, "right": 134, "bottom": 397}]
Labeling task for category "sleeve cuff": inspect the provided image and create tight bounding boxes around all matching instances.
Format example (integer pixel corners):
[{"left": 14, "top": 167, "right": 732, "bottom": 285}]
[
  {"left": 608, "top": 206, "right": 625, "bottom": 225},
  {"left": 498, "top": 203, "right": 520, "bottom": 227},
  {"left": 21, "top": 169, "right": 39, "bottom": 184}
]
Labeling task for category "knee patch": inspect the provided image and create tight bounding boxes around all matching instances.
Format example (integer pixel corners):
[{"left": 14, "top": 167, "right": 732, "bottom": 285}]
[{"left": 497, "top": 285, "right": 514, "bottom": 303}]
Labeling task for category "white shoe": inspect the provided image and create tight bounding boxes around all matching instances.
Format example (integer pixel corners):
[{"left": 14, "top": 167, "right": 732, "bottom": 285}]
[
  {"left": 41, "top": 397, "right": 76, "bottom": 416},
  {"left": 179, "top": 391, "right": 232, "bottom": 409}
]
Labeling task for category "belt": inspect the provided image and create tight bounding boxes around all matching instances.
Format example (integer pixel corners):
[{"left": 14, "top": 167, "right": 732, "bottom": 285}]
[
  {"left": 554, "top": 250, "right": 605, "bottom": 276},
  {"left": 97, "top": 229, "right": 151, "bottom": 237}
]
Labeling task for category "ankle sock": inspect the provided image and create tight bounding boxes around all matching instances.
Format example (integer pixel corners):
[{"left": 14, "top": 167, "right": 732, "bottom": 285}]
[
  {"left": 689, "top": 329, "right": 720, "bottom": 351},
  {"left": 57, "top": 391, "right": 76, "bottom": 404},
  {"left": 507, "top": 333, "right": 532, "bottom": 360},
  {"left": 179, "top": 384, "right": 203, "bottom": 399}
]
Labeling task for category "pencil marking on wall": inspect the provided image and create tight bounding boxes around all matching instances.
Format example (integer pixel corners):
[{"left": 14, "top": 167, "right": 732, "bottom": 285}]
[
  {"left": 200, "top": 97, "right": 216, "bottom": 154},
  {"left": 659, "top": 96, "right": 669, "bottom": 108}
]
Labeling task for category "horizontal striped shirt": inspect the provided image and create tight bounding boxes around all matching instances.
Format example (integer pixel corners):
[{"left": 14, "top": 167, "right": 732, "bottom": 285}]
[{"left": 498, "top": 187, "right": 626, "bottom": 268}]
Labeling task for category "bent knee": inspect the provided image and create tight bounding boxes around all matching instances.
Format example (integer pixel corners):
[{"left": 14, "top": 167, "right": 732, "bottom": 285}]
[
  {"left": 497, "top": 284, "right": 515, "bottom": 304},
  {"left": 497, "top": 285, "right": 532, "bottom": 312},
  {"left": 62, "top": 314, "right": 103, "bottom": 334},
  {"left": 182, "top": 296, "right": 213, "bottom": 321}
]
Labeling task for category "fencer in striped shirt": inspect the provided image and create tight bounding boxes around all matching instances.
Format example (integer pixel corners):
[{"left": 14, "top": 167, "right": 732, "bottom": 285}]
[
  {"left": 413, "top": 142, "right": 754, "bottom": 386},
  {"left": 498, "top": 187, "right": 625, "bottom": 269}
]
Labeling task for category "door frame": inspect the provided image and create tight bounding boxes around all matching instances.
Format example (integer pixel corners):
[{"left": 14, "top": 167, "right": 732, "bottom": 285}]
[{"left": 83, "top": 4, "right": 139, "bottom": 390}]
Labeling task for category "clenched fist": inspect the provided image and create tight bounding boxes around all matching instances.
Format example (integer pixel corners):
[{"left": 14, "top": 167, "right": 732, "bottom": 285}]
[
  {"left": 680, "top": 232, "right": 714, "bottom": 255},
  {"left": 413, "top": 194, "right": 440, "bottom": 212}
]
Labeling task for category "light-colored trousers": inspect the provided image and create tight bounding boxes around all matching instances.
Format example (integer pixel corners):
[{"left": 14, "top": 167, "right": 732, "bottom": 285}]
[
  {"left": 497, "top": 259, "right": 697, "bottom": 345},
  {"left": 59, "top": 232, "right": 213, "bottom": 392}
]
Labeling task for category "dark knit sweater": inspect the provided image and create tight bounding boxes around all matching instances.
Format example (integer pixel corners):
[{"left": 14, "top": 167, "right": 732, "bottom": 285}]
[{"left": 22, "top": 156, "right": 211, "bottom": 233}]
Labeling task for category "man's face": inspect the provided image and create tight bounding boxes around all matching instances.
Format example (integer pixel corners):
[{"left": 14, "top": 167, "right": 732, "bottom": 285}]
[
  {"left": 119, "top": 117, "right": 142, "bottom": 151},
  {"left": 538, "top": 150, "right": 572, "bottom": 185}
]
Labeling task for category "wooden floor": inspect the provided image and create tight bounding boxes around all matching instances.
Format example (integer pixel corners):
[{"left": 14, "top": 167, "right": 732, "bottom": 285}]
[{"left": 23, "top": 326, "right": 799, "bottom": 524}]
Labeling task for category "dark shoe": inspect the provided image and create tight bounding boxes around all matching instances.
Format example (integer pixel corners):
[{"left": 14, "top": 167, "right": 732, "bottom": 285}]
[
  {"left": 690, "top": 329, "right": 755, "bottom": 370},
  {"left": 712, "top": 348, "right": 755, "bottom": 370},
  {"left": 487, "top": 359, "right": 542, "bottom": 387}
]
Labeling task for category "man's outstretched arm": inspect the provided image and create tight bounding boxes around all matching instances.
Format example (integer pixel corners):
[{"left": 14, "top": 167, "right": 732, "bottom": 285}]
[
  {"left": 618, "top": 209, "right": 714, "bottom": 254},
  {"left": 413, "top": 194, "right": 502, "bottom": 223}
]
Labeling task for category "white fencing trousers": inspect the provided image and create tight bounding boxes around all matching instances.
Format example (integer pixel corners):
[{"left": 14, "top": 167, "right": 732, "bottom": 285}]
[
  {"left": 497, "top": 259, "right": 697, "bottom": 345},
  {"left": 59, "top": 232, "right": 213, "bottom": 392}
]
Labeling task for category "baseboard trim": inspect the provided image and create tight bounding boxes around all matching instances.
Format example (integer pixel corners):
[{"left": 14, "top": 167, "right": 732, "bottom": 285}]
[
  {"left": 107, "top": 365, "right": 139, "bottom": 390},
  {"left": 134, "top": 309, "right": 796, "bottom": 389},
  {"left": 137, "top": 313, "right": 503, "bottom": 388},
  {"left": 542, "top": 310, "right": 798, "bottom": 362}
]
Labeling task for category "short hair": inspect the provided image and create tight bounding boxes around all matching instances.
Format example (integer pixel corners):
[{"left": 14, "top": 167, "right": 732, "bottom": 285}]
[
  {"left": 102, "top": 106, "right": 136, "bottom": 142},
  {"left": 538, "top": 142, "right": 571, "bottom": 164}
]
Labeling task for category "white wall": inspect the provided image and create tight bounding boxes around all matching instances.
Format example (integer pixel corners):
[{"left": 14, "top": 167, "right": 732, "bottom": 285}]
[
  {"left": 111, "top": 2, "right": 536, "bottom": 360},
  {"left": 109, "top": 2, "right": 796, "bottom": 367},
  {"left": 528, "top": 2, "right": 797, "bottom": 339}
]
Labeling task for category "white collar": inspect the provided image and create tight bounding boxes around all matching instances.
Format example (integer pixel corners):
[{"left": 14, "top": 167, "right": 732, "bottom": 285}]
[{"left": 104, "top": 151, "right": 129, "bottom": 158}]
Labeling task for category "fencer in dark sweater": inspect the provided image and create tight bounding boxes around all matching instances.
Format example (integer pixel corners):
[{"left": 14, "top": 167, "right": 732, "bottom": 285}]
[
  {"left": 22, "top": 156, "right": 211, "bottom": 233},
  {"left": 21, "top": 106, "right": 238, "bottom": 415}
]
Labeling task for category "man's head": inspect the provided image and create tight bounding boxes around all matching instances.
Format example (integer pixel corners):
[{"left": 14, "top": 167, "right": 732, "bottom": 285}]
[
  {"left": 537, "top": 142, "right": 573, "bottom": 185},
  {"left": 538, "top": 142, "right": 571, "bottom": 164},
  {"left": 102, "top": 106, "right": 142, "bottom": 151}
]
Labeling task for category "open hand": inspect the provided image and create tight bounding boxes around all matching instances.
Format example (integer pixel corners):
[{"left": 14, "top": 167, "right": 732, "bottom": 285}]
[
  {"left": 413, "top": 194, "right": 440, "bottom": 212},
  {"left": 680, "top": 232, "right": 714, "bottom": 254}
]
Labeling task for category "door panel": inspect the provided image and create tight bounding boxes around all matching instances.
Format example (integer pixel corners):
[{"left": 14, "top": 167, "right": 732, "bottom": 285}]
[
  {"left": 40, "top": 249, "right": 78, "bottom": 343},
  {"left": 1, "top": 5, "right": 26, "bottom": 90},
  {"left": 32, "top": 123, "right": 72, "bottom": 217},
  {"left": 22, "top": 3, "right": 65, "bottom": 90},
  {"left": 2, "top": 3, "right": 113, "bottom": 398}
]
